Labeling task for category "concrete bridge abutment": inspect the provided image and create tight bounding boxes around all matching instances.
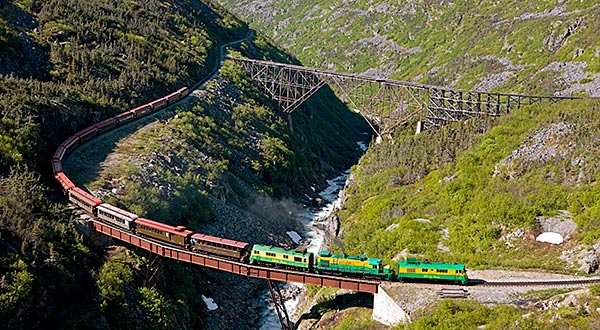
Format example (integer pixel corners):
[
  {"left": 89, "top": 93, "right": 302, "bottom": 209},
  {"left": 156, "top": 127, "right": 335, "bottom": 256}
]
[
  {"left": 73, "top": 216, "right": 114, "bottom": 246},
  {"left": 372, "top": 284, "right": 410, "bottom": 326}
]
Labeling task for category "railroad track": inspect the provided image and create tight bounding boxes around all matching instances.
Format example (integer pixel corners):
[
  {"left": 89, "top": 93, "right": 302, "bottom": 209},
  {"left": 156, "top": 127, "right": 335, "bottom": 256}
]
[
  {"left": 433, "top": 278, "right": 600, "bottom": 300},
  {"left": 438, "top": 288, "right": 469, "bottom": 299},
  {"left": 472, "top": 277, "right": 600, "bottom": 288}
]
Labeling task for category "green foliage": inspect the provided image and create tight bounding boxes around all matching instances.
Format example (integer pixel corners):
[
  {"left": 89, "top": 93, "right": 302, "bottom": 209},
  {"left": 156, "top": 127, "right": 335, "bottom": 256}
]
[
  {"left": 338, "top": 99, "right": 600, "bottom": 270},
  {"left": 331, "top": 307, "right": 380, "bottom": 330},
  {"left": 590, "top": 284, "right": 600, "bottom": 296},
  {"left": 402, "top": 300, "right": 530, "bottom": 330},
  {"left": 95, "top": 247, "right": 139, "bottom": 326},
  {"left": 0, "top": 0, "right": 250, "bottom": 327},
  {"left": 401, "top": 293, "right": 600, "bottom": 329},
  {"left": 137, "top": 287, "right": 173, "bottom": 330},
  {"left": 0, "top": 258, "right": 34, "bottom": 316},
  {"left": 220, "top": 0, "right": 600, "bottom": 94},
  {"left": 219, "top": 61, "right": 265, "bottom": 101}
]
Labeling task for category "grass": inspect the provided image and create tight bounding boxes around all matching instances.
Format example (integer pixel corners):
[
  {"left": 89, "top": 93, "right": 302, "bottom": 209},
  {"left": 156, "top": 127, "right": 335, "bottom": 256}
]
[
  {"left": 335, "top": 98, "right": 600, "bottom": 271},
  {"left": 220, "top": 0, "right": 600, "bottom": 94}
]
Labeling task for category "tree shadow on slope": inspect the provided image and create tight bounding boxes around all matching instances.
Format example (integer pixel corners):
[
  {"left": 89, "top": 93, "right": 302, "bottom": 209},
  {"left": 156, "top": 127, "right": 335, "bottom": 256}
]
[
  {"left": 295, "top": 292, "right": 374, "bottom": 328},
  {"left": 63, "top": 110, "right": 172, "bottom": 189}
]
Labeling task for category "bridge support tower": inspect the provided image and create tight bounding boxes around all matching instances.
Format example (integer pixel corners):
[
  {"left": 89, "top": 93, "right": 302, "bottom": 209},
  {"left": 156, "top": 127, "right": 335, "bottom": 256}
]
[
  {"left": 144, "top": 252, "right": 163, "bottom": 288},
  {"left": 267, "top": 280, "right": 293, "bottom": 330}
]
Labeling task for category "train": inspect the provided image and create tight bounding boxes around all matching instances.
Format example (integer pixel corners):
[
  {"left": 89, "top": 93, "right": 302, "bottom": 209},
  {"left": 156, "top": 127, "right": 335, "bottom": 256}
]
[
  {"left": 52, "top": 86, "right": 469, "bottom": 285},
  {"left": 249, "top": 246, "right": 466, "bottom": 283}
]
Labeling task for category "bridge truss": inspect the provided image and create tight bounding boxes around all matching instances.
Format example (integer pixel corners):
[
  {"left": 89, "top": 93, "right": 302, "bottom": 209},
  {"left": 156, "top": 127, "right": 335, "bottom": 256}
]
[{"left": 228, "top": 57, "right": 579, "bottom": 138}]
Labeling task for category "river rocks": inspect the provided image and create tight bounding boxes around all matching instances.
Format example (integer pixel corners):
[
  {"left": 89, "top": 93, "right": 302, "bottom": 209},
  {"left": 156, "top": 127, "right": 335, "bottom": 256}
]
[
  {"left": 474, "top": 71, "right": 515, "bottom": 91},
  {"left": 577, "top": 243, "right": 600, "bottom": 274},
  {"left": 561, "top": 242, "right": 600, "bottom": 274}
]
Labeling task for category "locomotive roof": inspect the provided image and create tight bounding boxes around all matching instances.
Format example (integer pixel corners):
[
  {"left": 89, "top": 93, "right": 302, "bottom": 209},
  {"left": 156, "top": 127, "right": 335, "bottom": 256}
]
[
  {"left": 398, "top": 257, "right": 466, "bottom": 270},
  {"left": 318, "top": 250, "right": 382, "bottom": 265},
  {"left": 252, "top": 244, "right": 313, "bottom": 257},
  {"left": 191, "top": 233, "right": 249, "bottom": 249}
]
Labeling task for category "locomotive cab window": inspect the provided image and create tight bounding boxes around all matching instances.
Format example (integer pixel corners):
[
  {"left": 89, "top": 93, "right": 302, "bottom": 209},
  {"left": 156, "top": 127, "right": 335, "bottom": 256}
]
[{"left": 294, "top": 257, "right": 302, "bottom": 262}]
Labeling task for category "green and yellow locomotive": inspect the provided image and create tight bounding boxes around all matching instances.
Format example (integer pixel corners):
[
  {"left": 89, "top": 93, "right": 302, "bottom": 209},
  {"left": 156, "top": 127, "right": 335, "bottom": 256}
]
[
  {"left": 249, "top": 245, "right": 314, "bottom": 271},
  {"left": 315, "top": 250, "right": 395, "bottom": 280},
  {"left": 397, "top": 257, "right": 468, "bottom": 285},
  {"left": 249, "top": 245, "right": 468, "bottom": 285}
]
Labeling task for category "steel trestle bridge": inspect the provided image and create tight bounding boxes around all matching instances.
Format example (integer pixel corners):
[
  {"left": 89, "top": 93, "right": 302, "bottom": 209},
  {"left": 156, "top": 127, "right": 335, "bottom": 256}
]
[{"left": 228, "top": 56, "right": 581, "bottom": 138}]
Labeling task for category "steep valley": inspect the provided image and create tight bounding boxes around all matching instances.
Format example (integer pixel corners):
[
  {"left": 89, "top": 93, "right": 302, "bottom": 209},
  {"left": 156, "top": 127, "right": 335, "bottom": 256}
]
[
  {"left": 3, "top": 0, "right": 600, "bottom": 329},
  {"left": 215, "top": 0, "right": 600, "bottom": 328}
]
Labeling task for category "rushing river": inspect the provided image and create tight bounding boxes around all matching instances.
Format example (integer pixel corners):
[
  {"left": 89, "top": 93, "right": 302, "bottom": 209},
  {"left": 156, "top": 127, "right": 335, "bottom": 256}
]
[
  {"left": 257, "top": 141, "right": 367, "bottom": 329},
  {"left": 257, "top": 170, "right": 350, "bottom": 329}
]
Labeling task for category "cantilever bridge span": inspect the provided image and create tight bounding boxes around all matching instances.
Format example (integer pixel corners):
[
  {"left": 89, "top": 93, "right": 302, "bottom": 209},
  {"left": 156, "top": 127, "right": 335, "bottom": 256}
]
[{"left": 228, "top": 57, "right": 580, "bottom": 138}]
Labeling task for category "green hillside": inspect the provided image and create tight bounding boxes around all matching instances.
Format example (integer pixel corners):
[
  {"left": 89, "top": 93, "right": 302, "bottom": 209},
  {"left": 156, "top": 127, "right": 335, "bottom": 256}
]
[
  {"left": 0, "top": 0, "right": 247, "bottom": 328},
  {"left": 217, "top": 0, "right": 600, "bottom": 272},
  {"left": 218, "top": 0, "right": 600, "bottom": 96},
  {"left": 221, "top": 1, "right": 600, "bottom": 270},
  {"left": 215, "top": 0, "right": 600, "bottom": 327},
  {"left": 342, "top": 98, "right": 600, "bottom": 269},
  {"left": 0, "top": 0, "right": 368, "bottom": 328}
]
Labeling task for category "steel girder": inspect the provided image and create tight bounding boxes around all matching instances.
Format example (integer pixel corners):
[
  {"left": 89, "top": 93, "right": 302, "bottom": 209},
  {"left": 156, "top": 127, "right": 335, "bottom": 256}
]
[{"left": 229, "top": 57, "right": 580, "bottom": 136}]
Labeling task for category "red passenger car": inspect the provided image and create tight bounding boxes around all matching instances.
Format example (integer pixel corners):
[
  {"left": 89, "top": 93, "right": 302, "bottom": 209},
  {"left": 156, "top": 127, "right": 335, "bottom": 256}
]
[
  {"left": 61, "top": 135, "right": 80, "bottom": 154},
  {"left": 149, "top": 98, "right": 167, "bottom": 110},
  {"left": 75, "top": 126, "right": 98, "bottom": 143},
  {"left": 51, "top": 158, "right": 63, "bottom": 174},
  {"left": 54, "top": 172, "right": 75, "bottom": 192},
  {"left": 114, "top": 111, "right": 135, "bottom": 124},
  {"left": 69, "top": 187, "right": 102, "bottom": 215},
  {"left": 94, "top": 117, "right": 117, "bottom": 134},
  {"left": 134, "top": 218, "right": 193, "bottom": 247},
  {"left": 190, "top": 233, "right": 250, "bottom": 261},
  {"left": 131, "top": 104, "right": 152, "bottom": 117},
  {"left": 53, "top": 145, "right": 67, "bottom": 161}
]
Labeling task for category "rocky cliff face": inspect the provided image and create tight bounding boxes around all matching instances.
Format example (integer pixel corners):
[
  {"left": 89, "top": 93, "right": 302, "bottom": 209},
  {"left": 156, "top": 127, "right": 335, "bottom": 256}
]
[{"left": 217, "top": 0, "right": 600, "bottom": 96}]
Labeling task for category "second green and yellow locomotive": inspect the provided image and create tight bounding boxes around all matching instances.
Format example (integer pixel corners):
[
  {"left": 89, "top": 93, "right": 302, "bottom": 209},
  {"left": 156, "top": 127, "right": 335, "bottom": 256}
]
[{"left": 249, "top": 245, "right": 468, "bottom": 284}]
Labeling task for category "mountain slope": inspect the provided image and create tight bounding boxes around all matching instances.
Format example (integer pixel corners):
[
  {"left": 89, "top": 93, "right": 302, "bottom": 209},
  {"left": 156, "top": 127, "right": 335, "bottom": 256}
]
[
  {"left": 0, "top": 0, "right": 369, "bottom": 328},
  {"left": 214, "top": 0, "right": 600, "bottom": 327},
  {"left": 217, "top": 0, "right": 600, "bottom": 96}
]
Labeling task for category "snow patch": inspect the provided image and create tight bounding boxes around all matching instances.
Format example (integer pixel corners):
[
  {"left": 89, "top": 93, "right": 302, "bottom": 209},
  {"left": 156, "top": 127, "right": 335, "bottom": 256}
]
[
  {"left": 202, "top": 295, "right": 218, "bottom": 311},
  {"left": 386, "top": 223, "right": 400, "bottom": 231},
  {"left": 287, "top": 231, "right": 301, "bottom": 244},
  {"left": 536, "top": 232, "right": 564, "bottom": 245},
  {"left": 356, "top": 141, "right": 368, "bottom": 151}
]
